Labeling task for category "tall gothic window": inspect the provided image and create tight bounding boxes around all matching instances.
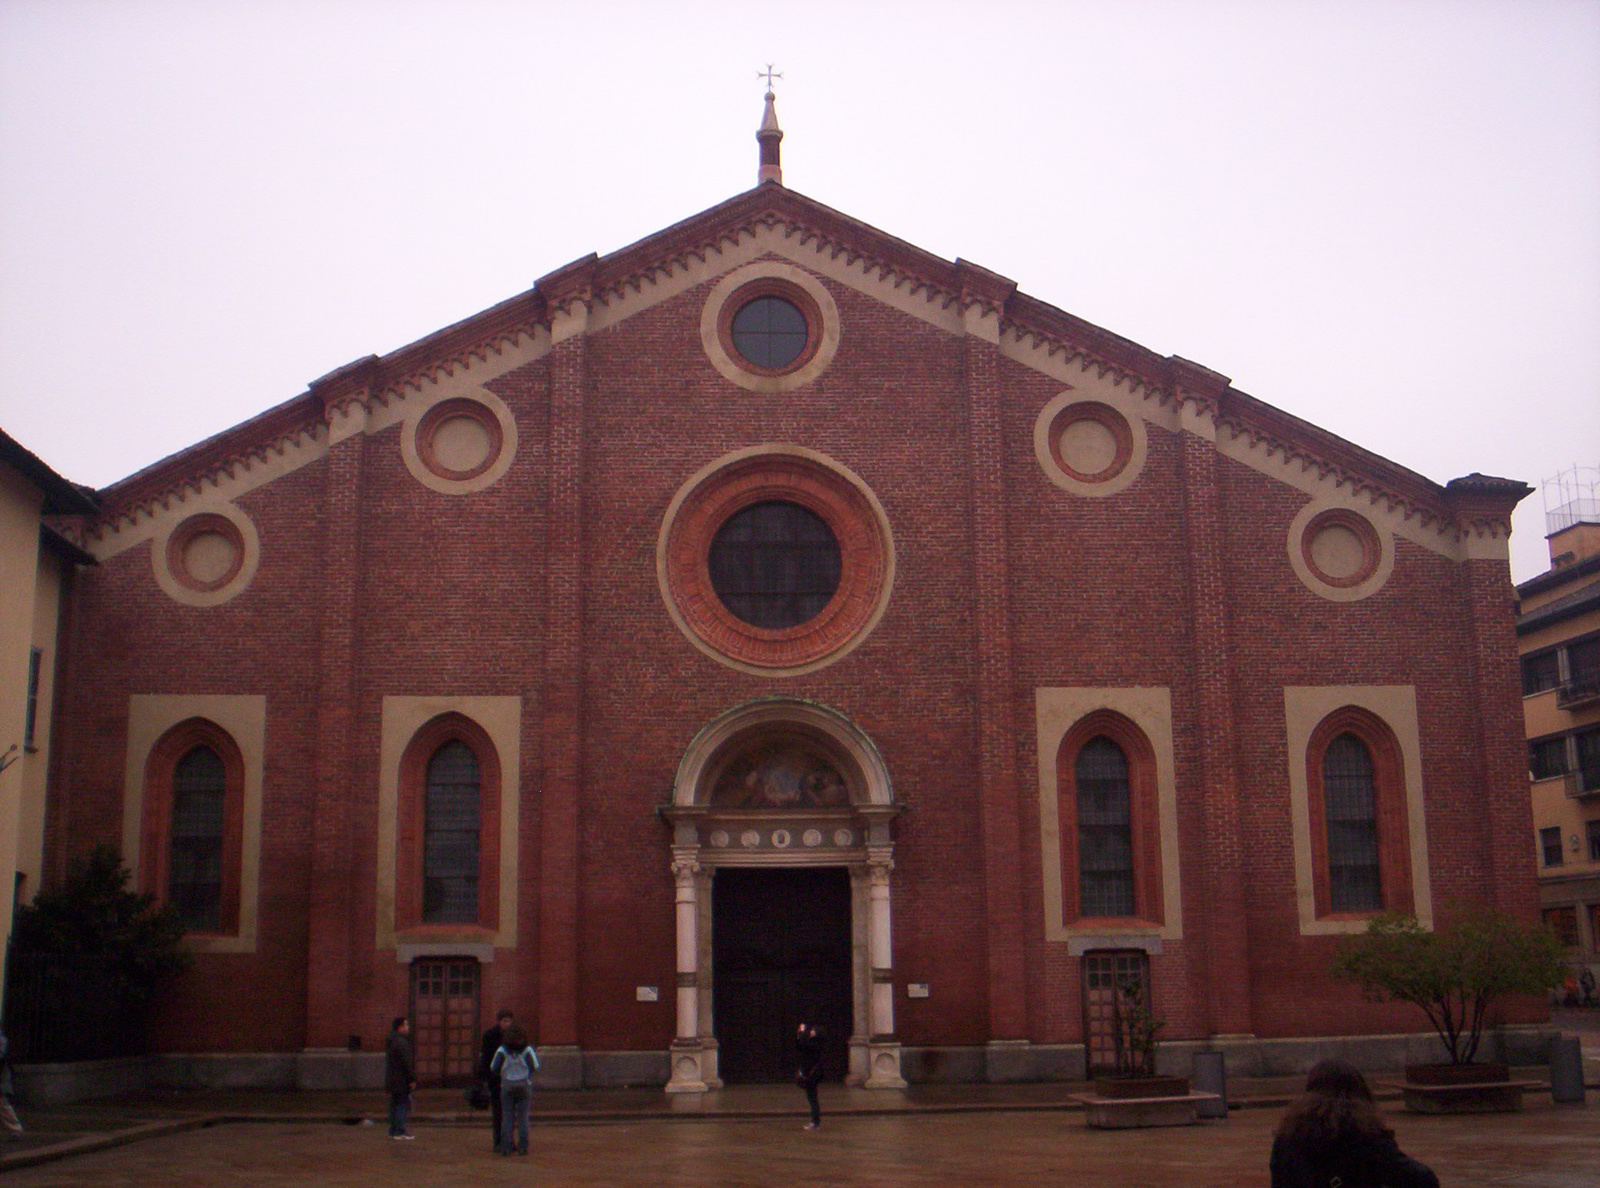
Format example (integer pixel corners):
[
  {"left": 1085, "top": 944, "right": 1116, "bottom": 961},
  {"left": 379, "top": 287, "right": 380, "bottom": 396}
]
[
  {"left": 422, "top": 740, "right": 481, "bottom": 924},
  {"left": 1322, "top": 733, "right": 1383, "bottom": 912},
  {"left": 169, "top": 744, "right": 226, "bottom": 931},
  {"left": 1076, "top": 737, "right": 1135, "bottom": 918}
]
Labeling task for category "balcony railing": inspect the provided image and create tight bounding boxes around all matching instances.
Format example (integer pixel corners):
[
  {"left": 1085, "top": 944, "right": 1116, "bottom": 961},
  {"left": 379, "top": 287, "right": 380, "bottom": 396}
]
[
  {"left": 1557, "top": 672, "right": 1600, "bottom": 709},
  {"left": 1565, "top": 767, "right": 1600, "bottom": 799}
]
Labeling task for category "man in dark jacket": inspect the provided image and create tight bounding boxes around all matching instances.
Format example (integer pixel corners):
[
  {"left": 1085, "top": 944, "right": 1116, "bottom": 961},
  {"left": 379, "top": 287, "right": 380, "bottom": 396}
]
[
  {"left": 480, "top": 1010, "right": 513, "bottom": 1151},
  {"left": 385, "top": 1016, "right": 416, "bottom": 1140}
]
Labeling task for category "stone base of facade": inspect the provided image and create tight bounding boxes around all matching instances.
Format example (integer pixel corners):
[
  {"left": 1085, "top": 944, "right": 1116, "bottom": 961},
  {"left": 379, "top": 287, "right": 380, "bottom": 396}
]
[{"left": 10, "top": 1026, "right": 1557, "bottom": 1104}]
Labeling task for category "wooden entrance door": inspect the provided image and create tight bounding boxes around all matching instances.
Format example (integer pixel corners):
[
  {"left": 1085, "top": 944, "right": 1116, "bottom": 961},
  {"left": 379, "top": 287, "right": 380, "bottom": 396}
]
[
  {"left": 712, "top": 866, "right": 852, "bottom": 1084},
  {"left": 409, "top": 957, "right": 479, "bottom": 1085},
  {"left": 1082, "top": 949, "right": 1150, "bottom": 1076}
]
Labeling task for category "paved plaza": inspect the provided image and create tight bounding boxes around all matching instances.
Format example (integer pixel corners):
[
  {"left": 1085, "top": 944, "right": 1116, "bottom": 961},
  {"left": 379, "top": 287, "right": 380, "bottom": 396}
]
[{"left": 1, "top": 1091, "right": 1597, "bottom": 1188}]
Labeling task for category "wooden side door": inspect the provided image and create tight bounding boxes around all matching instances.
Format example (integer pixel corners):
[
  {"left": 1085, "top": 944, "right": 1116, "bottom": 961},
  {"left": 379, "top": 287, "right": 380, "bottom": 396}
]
[{"left": 409, "top": 957, "right": 480, "bottom": 1085}]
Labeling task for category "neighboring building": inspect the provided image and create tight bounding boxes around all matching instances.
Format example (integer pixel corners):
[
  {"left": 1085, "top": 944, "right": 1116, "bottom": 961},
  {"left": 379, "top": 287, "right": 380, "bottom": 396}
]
[
  {"left": 1520, "top": 467, "right": 1600, "bottom": 984},
  {"left": 30, "top": 98, "right": 1546, "bottom": 1091},
  {"left": 0, "top": 429, "right": 96, "bottom": 1008}
]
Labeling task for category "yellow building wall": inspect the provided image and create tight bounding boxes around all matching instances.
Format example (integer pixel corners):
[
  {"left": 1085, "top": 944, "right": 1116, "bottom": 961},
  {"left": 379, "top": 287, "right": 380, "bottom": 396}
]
[{"left": 0, "top": 467, "right": 46, "bottom": 1007}]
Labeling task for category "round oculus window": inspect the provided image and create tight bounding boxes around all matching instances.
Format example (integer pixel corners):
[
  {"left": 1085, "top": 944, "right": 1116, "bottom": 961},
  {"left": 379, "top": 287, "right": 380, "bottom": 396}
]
[
  {"left": 708, "top": 500, "right": 842, "bottom": 629},
  {"left": 730, "top": 295, "right": 809, "bottom": 371}
]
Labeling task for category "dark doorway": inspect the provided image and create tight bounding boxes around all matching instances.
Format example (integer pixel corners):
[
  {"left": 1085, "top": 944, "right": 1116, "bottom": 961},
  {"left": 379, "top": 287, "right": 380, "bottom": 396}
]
[
  {"left": 409, "top": 957, "right": 480, "bottom": 1086},
  {"left": 712, "top": 866, "right": 852, "bottom": 1084}
]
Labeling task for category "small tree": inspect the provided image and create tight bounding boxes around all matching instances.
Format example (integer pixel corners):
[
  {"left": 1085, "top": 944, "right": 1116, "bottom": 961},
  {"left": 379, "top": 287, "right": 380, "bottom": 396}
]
[
  {"left": 1331, "top": 908, "right": 1566, "bottom": 1065},
  {"left": 10, "top": 844, "right": 188, "bottom": 1012},
  {"left": 1109, "top": 977, "right": 1164, "bottom": 1078}
]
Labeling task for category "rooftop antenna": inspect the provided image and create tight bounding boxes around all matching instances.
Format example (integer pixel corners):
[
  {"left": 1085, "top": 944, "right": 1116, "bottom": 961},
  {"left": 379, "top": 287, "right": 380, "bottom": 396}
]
[{"left": 757, "top": 65, "right": 784, "bottom": 186}]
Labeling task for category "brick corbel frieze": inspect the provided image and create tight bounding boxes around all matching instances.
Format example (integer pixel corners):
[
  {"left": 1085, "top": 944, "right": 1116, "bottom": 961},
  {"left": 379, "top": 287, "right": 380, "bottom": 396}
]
[
  {"left": 954, "top": 259, "right": 1017, "bottom": 324},
  {"left": 89, "top": 398, "right": 327, "bottom": 537},
  {"left": 536, "top": 253, "right": 601, "bottom": 326},
  {"left": 1442, "top": 473, "right": 1534, "bottom": 542}
]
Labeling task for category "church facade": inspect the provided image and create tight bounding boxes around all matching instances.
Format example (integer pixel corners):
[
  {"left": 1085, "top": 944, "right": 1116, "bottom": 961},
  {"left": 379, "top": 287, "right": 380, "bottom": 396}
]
[{"left": 36, "top": 110, "right": 1544, "bottom": 1090}]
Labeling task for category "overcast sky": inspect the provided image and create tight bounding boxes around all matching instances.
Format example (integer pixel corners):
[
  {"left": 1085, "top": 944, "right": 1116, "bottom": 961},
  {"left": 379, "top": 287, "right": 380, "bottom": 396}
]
[{"left": 1, "top": 0, "right": 1596, "bottom": 582}]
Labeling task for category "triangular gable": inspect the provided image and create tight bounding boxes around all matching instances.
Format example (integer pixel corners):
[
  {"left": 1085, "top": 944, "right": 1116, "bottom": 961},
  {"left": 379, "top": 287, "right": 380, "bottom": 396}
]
[{"left": 78, "top": 182, "right": 1526, "bottom": 560}]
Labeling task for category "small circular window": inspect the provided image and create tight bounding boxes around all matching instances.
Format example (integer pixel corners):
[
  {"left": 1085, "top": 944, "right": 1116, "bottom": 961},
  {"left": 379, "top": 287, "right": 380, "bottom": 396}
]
[
  {"left": 708, "top": 501, "right": 842, "bottom": 628},
  {"left": 730, "top": 297, "right": 809, "bottom": 371},
  {"left": 701, "top": 264, "right": 839, "bottom": 391}
]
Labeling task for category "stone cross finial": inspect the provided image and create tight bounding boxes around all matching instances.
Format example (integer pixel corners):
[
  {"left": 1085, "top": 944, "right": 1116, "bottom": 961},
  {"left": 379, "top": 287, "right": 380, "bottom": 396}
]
[{"left": 756, "top": 68, "right": 784, "bottom": 186}]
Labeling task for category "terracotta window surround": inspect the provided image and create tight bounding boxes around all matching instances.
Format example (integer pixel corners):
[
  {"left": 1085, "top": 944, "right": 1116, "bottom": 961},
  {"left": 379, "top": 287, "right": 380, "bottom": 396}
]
[
  {"left": 395, "top": 713, "right": 501, "bottom": 936},
  {"left": 1305, "top": 706, "right": 1413, "bottom": 920},
  {"left": 716, "top": 278, "right": 823, "bottom": 378},
  {"left": 663, "top": 454, "right": 889, "bottom": 670},
  {"left": 1056, "top": 710, "right": 1164, "bottom": 928},
  {"left": 140, "top": 717, "right": 245, "bottom": 936}
]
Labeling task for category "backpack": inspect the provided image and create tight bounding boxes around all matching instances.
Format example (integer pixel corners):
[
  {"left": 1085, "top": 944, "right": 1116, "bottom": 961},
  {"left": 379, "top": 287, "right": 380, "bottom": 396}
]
[{"left": 499, "top": 1046, "right": 535, "bottom": 1085}]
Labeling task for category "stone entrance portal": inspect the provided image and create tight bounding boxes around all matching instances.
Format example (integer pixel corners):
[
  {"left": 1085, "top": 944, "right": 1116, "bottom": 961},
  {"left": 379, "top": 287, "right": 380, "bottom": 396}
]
[
  {"left": 712, "top": 866, "right": 851, "bottom": 1083},
  {"left": 660, "top": 698, "right": 905, "bottom": 1093}
]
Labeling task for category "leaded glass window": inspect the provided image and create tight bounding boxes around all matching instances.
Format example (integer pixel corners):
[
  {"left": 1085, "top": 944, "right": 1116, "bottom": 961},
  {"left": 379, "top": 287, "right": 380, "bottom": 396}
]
[
  {"left": 423, "top": 740, "right": 480, "bottom": 924},
  {"left": 708, "top": 501, "right": 841, "bottom": 629},
  {"left": 1077, "top": 737, "right": 1135, "bottom": 917},
  {"left": 170, "top": 745, "right": 225, "bottom": 931},
  {"left": 730, "top": 296, "right": 808, "bottom": 370},
  {"left": 1323, "top": 733, "right": 1382, "bottom": 911}
]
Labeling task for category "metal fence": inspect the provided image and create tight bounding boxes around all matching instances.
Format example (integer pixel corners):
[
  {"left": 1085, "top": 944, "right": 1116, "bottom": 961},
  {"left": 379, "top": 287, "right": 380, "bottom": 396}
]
[{"left": 2, "top": 948, "right": 148, "bottom": 1063}]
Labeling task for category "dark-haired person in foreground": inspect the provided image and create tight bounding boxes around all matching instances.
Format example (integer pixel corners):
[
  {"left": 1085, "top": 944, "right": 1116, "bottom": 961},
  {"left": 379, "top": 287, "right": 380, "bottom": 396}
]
[{"left": 1270, "top": 1059, "right": 1437, "bottom": 1188}]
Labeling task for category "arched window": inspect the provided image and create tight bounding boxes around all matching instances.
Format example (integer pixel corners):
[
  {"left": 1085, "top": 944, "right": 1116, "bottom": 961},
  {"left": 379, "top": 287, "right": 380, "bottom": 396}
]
[
  {"left": 170, "top": 745, "right": 227, "bottom": 931},
  {"left": 1307, "top": 708, "right": 1412, "bottom": 919},
  {"left": 142, "top": 718, "right": 245, "bottom": 935},
  {"left": 1076, "top": 738, "right": 1135, "bottom": 918},
  {"left": 1322, "top": 734, "right": 1381, "bottom": 912},
  {"left": 423, "top": 740, "right": 480, "bottom": 924},
  {"left": 397, "top": 714, "right": 501, "bottom": 933},
  {"left": 1057, "top": 712, "right": 1163, "bottom": 925}
]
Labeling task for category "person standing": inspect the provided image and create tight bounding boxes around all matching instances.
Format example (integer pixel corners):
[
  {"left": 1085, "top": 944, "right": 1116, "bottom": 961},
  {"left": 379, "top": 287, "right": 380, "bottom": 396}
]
[
  {"left": 1270, "top": 1059, "right": 1437, "bottom": 1188},
  {"left": 0, "top": 1031, "right": 22, "bottom": 1137},
  {"left": 794, "top": 1021, "right": 824, "bottom": 1130},
  {"left": 489, "top": 1023, "right": 539, "bottom": 1156},
  {"left": 480, "top": 1010, "right": 513, "bottom": 1152},
  {"left": 384, "top": 1016, "right": 416, "bottom": 1140}
]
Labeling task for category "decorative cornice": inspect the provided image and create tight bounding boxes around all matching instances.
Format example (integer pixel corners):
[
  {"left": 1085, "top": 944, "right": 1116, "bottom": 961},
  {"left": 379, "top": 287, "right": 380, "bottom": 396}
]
[{"left": 90, "top": 399, "right": 327, "bottom": 537}]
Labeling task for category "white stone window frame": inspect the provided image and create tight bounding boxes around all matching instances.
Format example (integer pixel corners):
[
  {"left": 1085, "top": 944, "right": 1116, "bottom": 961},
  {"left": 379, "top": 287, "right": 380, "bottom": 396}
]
[{"left": 1283, "top": 685, "right": 1432, "bottom": 935}]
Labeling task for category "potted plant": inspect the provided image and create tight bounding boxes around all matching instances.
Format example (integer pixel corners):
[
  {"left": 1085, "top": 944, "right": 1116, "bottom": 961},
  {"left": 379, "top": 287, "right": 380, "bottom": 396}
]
[
  {"left": 1331, "top": 908, "right": 1566, "bottom": 1111},
  {"left": 1096, "top": 978, "right": 1187, "bottom": 1099}
]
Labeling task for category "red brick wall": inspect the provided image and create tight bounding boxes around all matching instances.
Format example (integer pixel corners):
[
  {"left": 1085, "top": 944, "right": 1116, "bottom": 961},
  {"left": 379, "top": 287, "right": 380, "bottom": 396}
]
[{"left": 43, "top": 254, "right": 1540, "bottom": 1062}]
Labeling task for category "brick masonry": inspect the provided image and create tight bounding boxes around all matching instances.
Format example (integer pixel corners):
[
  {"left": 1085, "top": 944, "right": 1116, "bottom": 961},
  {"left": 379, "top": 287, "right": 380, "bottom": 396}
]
[{"left": 41, "top": 184, "right": 1542, "bottom": 1073}]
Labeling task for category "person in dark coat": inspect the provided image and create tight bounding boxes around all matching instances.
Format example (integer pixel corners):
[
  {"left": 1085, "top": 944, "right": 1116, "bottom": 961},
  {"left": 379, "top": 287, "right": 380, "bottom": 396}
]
[
  {"left": 384, "top": 1016, "right": 416, "bottom": 1140},
  {"left": 480, "top": 1010, "right": 513, "bottom": 1152},
  {"left": 794, "top": 1021, "right": 824, "bottom": 1130},
  {"left": 1270, "top": 1059, "right": 1437, "bottom": 1188}
]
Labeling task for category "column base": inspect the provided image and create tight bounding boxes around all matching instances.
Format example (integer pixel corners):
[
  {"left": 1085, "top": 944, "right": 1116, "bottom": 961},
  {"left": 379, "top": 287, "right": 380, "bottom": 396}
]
[
  {"left": 863, "top": 1040, "right": 907, "bottom": 1089},
  {"left": 664, "top": 1039, "right": 721, "bottom": 1093}
]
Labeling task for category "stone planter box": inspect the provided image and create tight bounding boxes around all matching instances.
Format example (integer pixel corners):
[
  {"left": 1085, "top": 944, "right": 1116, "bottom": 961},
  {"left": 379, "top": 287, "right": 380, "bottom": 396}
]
[
  {"left": 1388, "top": 1063, "right": 1541, "bottom": 1114},
  {"left": 1072, "top": 1090, "right": 1219, "bottom": 1129},
  {"left": 1095, "top": 1075, "right": 1190, "bottom": 1100}
]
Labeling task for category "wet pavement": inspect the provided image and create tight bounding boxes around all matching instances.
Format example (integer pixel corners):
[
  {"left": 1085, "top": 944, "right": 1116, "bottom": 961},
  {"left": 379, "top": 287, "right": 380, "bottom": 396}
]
[
  {"left": 0, "top": 1091, "right": 1596, "bottom": 1188},
  {"left": 0, "top": 1015, "right": 1595, "bottom": 1186}
]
